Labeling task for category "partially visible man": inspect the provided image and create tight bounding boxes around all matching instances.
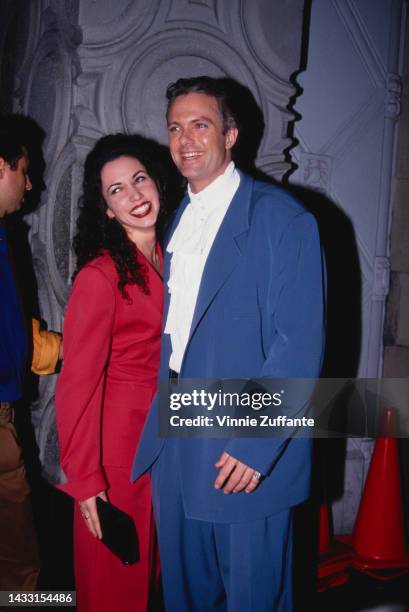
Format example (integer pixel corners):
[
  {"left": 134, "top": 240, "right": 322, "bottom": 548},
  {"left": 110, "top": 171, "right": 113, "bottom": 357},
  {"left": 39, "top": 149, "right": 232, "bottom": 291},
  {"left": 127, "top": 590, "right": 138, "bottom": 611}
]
[
  {"left": 133, "top": 77, "right": 326, "bottom": 611},
  {"left": 0, "top": 115, "right": 61, "bottom": 590}
]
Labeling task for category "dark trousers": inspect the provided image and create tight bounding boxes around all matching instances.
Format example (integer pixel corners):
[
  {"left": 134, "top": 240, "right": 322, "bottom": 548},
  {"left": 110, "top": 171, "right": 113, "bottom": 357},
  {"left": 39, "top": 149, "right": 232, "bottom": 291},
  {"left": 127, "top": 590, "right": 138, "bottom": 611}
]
[{"left": 0, "top": 403, "right": 39, "bottom": 590}]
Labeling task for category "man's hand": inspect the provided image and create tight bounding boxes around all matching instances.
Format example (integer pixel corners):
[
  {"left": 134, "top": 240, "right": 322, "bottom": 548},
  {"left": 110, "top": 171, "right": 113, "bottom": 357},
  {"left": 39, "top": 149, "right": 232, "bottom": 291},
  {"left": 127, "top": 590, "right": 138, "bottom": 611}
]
[
  {"left": 78, "top": 490, "right": 108, "bottom": 539},
  {"left": 214, "top": 451, "right": 262, "bottom": 494}
]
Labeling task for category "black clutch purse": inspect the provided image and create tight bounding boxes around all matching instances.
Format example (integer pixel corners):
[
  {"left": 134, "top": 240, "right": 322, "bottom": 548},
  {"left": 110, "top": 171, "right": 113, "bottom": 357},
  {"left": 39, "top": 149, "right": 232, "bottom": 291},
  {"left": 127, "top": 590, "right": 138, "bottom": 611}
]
[{"left": 96, "top": 497, "right": 139, "bottom": 565}]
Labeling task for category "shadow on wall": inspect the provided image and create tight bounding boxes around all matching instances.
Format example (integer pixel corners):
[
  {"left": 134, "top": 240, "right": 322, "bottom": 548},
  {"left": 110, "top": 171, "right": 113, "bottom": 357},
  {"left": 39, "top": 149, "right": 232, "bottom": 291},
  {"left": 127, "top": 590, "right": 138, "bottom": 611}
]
[
  {"left": 0, "top": 7, "right": 19, "bottom": 115},
  {"left": 216, "top": 74, "right": 362, "bottom": 610},
  {"left": 287, "top": 2, "right": 362, "bottom": 604},
  {"left": 217, "top": 77, "right": 362, "bottom": 379},
  {"left": 283, "top": 0, "right": 360, "bottom": 374}
]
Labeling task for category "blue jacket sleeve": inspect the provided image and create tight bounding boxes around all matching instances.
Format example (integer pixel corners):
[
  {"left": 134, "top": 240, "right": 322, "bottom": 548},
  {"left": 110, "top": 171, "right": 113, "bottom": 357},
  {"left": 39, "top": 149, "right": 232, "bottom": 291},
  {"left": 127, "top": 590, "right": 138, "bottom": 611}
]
[{"left": 224, "top": 212, "right": 326, "bottom": 474}]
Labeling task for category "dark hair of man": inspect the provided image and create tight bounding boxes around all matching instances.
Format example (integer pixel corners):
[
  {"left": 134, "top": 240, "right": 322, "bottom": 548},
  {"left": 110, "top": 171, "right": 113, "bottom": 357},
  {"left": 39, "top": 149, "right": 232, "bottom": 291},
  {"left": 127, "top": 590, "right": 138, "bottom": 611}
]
[
  {"left": 0, "top": 116, "right": 26, "bottom": 169},
  {"left": 73, "top": 133, "right": 168, "bottom": 301},
  {"left": 166, "top": 76, "right": 237, "bottom": 134}
]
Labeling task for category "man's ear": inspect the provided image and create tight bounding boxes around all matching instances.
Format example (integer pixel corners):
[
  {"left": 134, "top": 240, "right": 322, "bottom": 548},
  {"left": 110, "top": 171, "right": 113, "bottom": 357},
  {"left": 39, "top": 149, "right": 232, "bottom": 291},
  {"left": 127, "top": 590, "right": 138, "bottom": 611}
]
[
  {"left": 0, "top": 157, "right": 5, "bottom": 179},
  {"left": 225, "top": 127, "right": 238, "bottom": 151}
]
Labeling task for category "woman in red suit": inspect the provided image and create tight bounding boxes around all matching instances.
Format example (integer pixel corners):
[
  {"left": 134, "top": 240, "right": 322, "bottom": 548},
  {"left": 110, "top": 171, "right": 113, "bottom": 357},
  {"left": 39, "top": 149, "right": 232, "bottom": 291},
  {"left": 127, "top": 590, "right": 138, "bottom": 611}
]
[{"left": 55, "top": 134, "right": 168, "bottom": 611}]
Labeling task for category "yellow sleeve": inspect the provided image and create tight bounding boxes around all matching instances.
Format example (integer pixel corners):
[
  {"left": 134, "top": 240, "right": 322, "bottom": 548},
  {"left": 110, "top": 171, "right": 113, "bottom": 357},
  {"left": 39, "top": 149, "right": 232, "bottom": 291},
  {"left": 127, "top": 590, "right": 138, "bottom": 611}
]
[{"left": 31, "top": 318, "right": 61, "bottom": 375}]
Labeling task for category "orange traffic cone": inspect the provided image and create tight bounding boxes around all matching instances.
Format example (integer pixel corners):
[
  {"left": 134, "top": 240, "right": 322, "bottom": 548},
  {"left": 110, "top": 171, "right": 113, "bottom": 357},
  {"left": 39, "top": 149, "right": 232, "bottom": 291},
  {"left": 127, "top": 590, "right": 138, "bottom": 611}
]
[
  {"left": 317, "top": 500, "right": 354, "bottom": 591},
  {"left": 351, "top": 407, "right": 409, "bottom": 579},
  {"left": 319, "top": 503, "right": 331, "bottom": 554}
]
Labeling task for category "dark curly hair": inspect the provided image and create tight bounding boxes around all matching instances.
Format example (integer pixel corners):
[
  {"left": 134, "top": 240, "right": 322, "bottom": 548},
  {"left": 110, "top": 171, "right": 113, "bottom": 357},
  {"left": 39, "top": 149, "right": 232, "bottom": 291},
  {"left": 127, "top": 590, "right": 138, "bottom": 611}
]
[{"left": 74, "top": 133, "right": 172, "bottom": 300}]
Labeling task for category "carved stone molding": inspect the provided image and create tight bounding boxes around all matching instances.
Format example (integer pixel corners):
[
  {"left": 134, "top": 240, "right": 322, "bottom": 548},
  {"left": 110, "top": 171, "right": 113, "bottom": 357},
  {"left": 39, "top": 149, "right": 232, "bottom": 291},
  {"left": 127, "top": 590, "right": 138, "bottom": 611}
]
[
  {"left": 49, "top": 0, "right": 80, "bottom": 31},
  {"left": 31, "top": 381, "right": 62, "bottom": 485},
  {"left": 237, "top": 0, "right": 305, "bottom": 84},
  {"left": 31, "top": 256, "right": 62, "bottom": 329},
  {"left": 385, "top": 72, "right": 402, "bottom": 120},
  {"left": 165, "top": 0, "right": 222, "bottom": 30},
  {"left": 299, "top": 153, "right": 332, "bottom": 194},
  {"left": 22, "top": 29, "right": 79, "bottom": 163},
  {"left": 373, "top": 256, "right": 391, "bottom": 301},
  {"left": 189, "top": 0, "right": 215, "bottom": 6},
  {"left": 43, "top": 143, "right": 78, "bottom": 305},
  {"left": 73, "top": 67, "right": 113, "bottom": 138},
  {"left": 6, "top": 3, "right": 42, "bottom": 111},
  {"left": 258, "top": 158, "right": 293, "bottom": 181},
  {"left": 18, "top": 3, "right": 42, "bottom": 70},
  {"left": 78, "top": 0, "right": 161, "bottom": 53},
  {"left": 13, "top": 0, "right": 311, "bottom": 479},
  {"left": 332, "top": 0, "right": 386, "bottom": 88},
  {"left": 112, "top": 31, "right": 261, "bottom": 143},
  {"left": 72, "top": 3, "right": 305, "bottom": 178}
]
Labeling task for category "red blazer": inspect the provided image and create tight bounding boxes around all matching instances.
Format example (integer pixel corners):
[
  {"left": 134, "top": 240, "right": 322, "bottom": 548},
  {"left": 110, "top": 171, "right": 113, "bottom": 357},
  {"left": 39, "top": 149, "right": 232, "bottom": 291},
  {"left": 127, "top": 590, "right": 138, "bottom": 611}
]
[{"left": 56, "top": 249, "right": 163, "bottom": 500}]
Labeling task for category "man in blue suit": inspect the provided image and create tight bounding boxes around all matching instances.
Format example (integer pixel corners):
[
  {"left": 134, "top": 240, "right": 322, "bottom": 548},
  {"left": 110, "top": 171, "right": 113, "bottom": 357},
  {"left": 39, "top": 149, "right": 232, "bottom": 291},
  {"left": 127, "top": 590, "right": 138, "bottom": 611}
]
[{"left": 132, "top": 77, "right": 325, "bottom": 611}]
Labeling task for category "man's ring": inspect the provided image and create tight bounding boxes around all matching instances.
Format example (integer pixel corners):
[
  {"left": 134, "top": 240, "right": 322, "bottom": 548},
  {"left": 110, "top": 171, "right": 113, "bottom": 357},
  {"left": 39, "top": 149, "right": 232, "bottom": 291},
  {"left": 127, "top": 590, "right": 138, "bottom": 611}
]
[{"left": 253, "top": 470, "right": 262, "bottom": 481}]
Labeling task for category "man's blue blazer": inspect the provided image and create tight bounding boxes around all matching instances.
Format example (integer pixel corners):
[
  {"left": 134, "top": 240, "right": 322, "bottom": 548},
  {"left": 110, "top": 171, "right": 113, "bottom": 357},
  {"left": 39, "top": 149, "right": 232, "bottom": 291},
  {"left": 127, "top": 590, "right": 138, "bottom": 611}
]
[{"left": 132, "top": 170, "right": 326, "bottom": 523}]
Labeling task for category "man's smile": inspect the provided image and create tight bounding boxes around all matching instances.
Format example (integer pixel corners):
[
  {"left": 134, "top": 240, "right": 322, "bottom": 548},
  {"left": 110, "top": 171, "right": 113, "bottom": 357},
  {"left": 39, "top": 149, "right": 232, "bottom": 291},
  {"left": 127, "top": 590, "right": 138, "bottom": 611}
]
[{"left": 180, "top": 151, "right": 203, "bottom": 160}]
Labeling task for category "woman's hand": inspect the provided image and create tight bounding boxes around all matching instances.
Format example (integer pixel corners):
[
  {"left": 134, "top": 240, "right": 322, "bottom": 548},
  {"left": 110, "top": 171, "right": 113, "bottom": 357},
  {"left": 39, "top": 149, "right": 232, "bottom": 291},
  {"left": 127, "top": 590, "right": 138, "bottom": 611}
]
[{"left": 78, "top": 490, "right": 108, "bottom": 539}]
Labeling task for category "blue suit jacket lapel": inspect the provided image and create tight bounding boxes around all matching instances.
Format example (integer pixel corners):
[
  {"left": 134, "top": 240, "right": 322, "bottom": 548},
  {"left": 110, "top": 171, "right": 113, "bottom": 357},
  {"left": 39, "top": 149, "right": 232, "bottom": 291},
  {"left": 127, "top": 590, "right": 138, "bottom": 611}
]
[
  {"left": 159, "top": 193, "right": 190, "bottom": 377},
  {"left": 161, "top": 172, "right": 254, "bottom": 376},
  {"left": 183, "top": 172, "right": 253, "bottom": 368}
]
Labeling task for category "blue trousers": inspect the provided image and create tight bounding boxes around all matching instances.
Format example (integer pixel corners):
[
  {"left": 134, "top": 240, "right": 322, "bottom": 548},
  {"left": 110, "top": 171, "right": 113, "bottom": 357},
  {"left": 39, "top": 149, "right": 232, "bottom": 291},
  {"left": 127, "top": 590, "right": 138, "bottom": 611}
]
[{"left": 151, "top": 440, "right": 293, "bottom": 612}]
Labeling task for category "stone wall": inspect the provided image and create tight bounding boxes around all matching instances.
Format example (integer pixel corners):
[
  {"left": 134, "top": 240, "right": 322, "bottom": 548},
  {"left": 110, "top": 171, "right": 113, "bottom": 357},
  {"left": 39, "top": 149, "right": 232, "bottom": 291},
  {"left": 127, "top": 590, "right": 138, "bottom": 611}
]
[
  {"left": 2, "top": 0, "right": 307, "bottom": 481},
  {"left": 384, "top": 11, "right": 409, "bottom": 377}
]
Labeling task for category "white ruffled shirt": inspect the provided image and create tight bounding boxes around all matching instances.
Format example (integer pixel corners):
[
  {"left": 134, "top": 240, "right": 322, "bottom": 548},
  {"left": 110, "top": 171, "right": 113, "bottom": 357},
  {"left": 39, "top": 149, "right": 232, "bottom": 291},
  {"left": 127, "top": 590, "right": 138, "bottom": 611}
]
[{"left": 165, "top": 161, "right": 240, "bottom": 373}]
